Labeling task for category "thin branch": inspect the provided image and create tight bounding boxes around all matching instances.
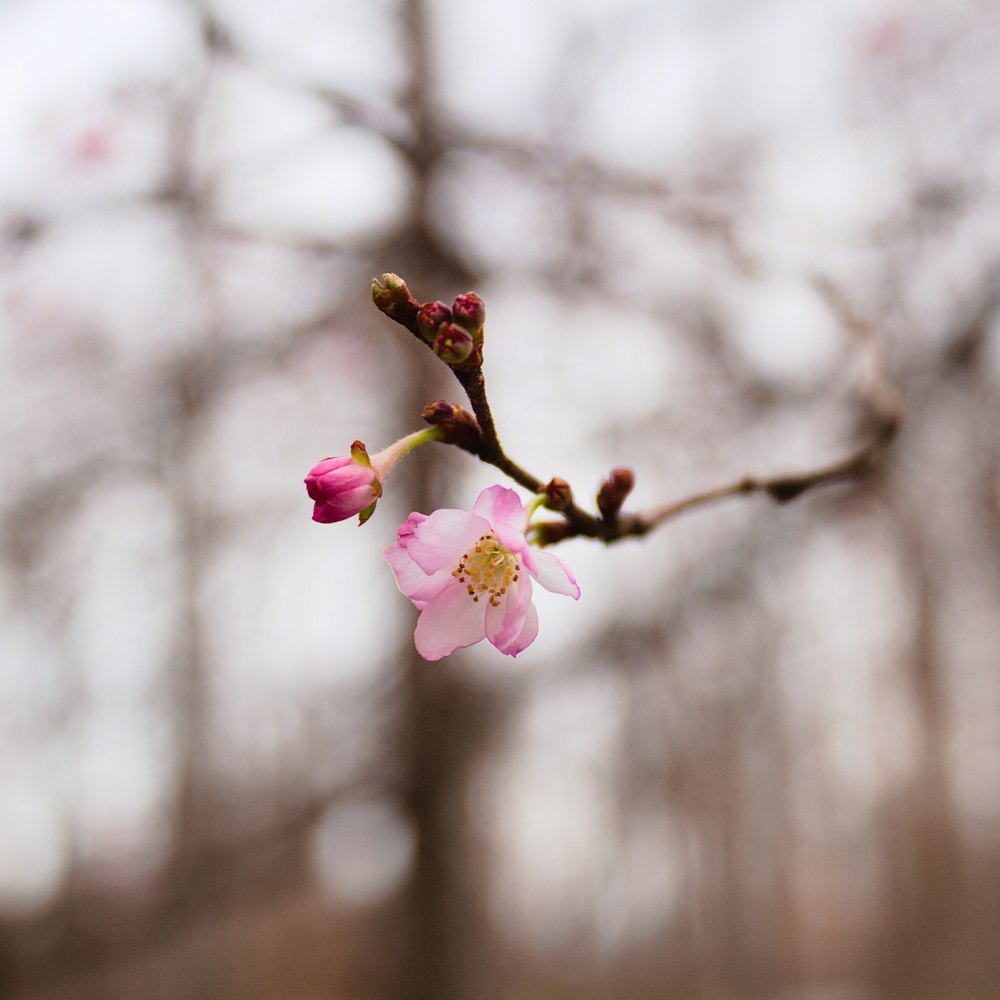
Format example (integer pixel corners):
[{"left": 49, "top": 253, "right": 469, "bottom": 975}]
[
  {"left": 373, "top": 273, "right": 904, "bottom": 546},
  {"left": 623, "top": 425, "right": 897, "bottom": 534}
]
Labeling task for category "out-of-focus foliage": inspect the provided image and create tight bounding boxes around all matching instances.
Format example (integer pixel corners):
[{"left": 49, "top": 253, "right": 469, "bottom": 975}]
[{"left": 2, "top": 0, "right": 1000, "bottom": 998}]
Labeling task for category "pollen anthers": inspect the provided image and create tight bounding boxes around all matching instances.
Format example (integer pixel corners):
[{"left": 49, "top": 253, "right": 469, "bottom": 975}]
[{"left": 452, "top": 533, "right": 520, "bottom": 606}]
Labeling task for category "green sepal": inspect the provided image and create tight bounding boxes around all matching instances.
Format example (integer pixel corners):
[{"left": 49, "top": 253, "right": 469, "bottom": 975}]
[{"left": 350, "top": 440, "right": 373, "bottom": 468}]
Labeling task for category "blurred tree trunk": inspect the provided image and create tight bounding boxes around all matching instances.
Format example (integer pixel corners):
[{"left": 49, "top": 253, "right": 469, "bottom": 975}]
[
  {"left": 381, "top": 244, "right": 505, "bottom": 1000},
  {"left": 381, "top": 4, "right": 503, "bottom": 991},
  {"left": 874, "top": 488, "right": 963, "bottom": 999}
]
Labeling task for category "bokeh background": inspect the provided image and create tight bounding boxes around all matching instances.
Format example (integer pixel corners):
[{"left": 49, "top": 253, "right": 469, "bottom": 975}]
[{"left": 3, "top": 0, "right": 1000, "bottom": 997}]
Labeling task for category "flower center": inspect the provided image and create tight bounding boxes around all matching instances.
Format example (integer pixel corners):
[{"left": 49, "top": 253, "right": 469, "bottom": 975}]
[{"left": 452, "top": 534, "right": 520, "bottom": 607}]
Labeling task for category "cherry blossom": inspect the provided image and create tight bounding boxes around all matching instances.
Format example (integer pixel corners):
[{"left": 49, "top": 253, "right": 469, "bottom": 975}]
[{"left": 384, "top": 485, "right": 580, "bottom": 660}]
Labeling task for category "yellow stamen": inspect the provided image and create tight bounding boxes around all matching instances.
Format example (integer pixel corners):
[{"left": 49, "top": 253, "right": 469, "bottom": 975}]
[{"left": 451, "top": 534, "right": 520, "bottom": 607}]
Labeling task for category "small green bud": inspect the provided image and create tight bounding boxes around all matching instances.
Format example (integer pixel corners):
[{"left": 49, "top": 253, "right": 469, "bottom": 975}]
[
  {"left": 434, "top": 323, "right": 474, "bottom": 365},
  {"left": 371, "top": 272, "right": 407, "bottom": 305},
  {"left": 382, "top": 273, "right": 407, "bottom": 292},
  {"left": 372, "top": 273, "right": 420, "bottom": 330}
]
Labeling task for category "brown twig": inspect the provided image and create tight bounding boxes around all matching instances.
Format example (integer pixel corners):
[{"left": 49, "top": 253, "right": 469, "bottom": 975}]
[{"left": 373, "top": 274, "right": 903, "bottom": 546}]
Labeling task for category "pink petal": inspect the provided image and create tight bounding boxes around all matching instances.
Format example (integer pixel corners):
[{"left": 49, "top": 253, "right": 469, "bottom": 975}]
[
  {"left": 406, "top": 508, "right": 490, "bottom": 574},
  {"left": 383, "top": 542, "right": 454, "bottom": 609},
  {"left": 473, "top": 485, "right": 528, "bottom": 533},
  {"left": 485, "top": 576, "right": 533, "bottom": 651},
  {"left": 495, "top": 602, "right": 539, "bottom": 657},
  {"left": 321, "top": 466, "right": 374, "bottom": 491},
  {"left": 335, "top": 483, "right": 377, "bottom": 509},
  {"left": 396, "top": 511, "right": 428, "bottom": 541},
  {"left": 311, "top": 506, "right": 342, "bottom": 524},
  {"left": 522, "top": 547, "right": 581, "bottom": 598},
  {"left": 305, "top": 457, "right": 372, "bottom": 500},
  {"left": 414, "top": 580, "right": 488, "bottom": 660},
  {"left": 305, "top": 454, "right": 378, "bottom": 521},
  {"left": 306, "top": 455, "right": 352, "bottom": 476},
  {"left": 311, "top": 483, "right": 377, "bottom": 522},
  {"left": 318, "top": 458, "right": 368, "bottom": 482},
  {"left": 493, "top": 521, "right": 529, "bottom": 555}
]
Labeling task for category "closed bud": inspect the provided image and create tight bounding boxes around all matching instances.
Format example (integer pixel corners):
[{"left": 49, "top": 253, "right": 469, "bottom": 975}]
[
  {"left": 372, "top": 273, "right": 420, "bottom": 331},
  {"left": 421, "top": 400, "right": 482, "bottom": 452},
  {"left": 421, "top": 400, "right": 459, "bottom": 425},
  {"left": 305, "top": 445, "right": 380, "bottom": 525},
  {"left": 305, "top": 429, "right": 446, "bottom": 526},
  {"left": 451, "top": 292, "right": 485, "bottom": 334},
  {"left": 417, "top": 300, "right": 453, "bottom": 342},
  {"left": 434, "top": 323, "right": 474, "bottom": 365},
  {"left": 542, "top": 477, "right": 573, "bottom": 512},
  {"left": 597, "top": 466, "right": 635, "bottom": 521},
  {"left": 382, "top": 273, "right": 407, "bottom": 292}
]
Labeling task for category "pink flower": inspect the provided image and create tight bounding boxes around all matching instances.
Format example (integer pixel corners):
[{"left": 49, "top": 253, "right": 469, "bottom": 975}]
[
  {"left": 306, "top": 429, "right": 443, "bottom": 525},
  {"left": 383, "top": 485, "right": 580, "bottom": 660}
]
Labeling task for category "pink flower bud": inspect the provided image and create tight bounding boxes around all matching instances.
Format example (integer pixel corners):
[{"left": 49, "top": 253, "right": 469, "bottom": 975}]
[
  {"left": 305, "top": 428, "right": 446, "bottom": 526},
  {"left": 433, "top": 323, "right": 474, "bottom": 365},
  {"left": 452, "top": 292, "right": 485, "bottom": 333},
  {"left": 305, "top": 442, "right": 381, "bottom": 524},
  {"left": 417, "top": 300, "right": 453, "bottom": 342}
]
